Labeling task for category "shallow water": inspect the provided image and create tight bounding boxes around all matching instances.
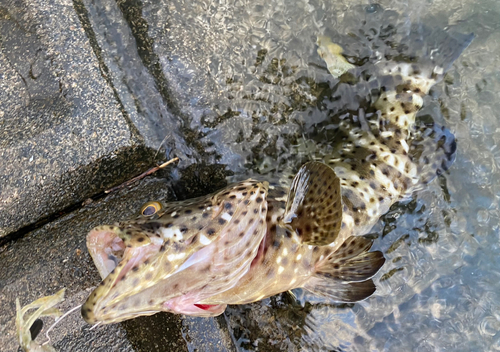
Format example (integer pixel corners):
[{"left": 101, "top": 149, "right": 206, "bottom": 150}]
[{"left": 41, "top": 0, "right": 500, "bottom": 350}]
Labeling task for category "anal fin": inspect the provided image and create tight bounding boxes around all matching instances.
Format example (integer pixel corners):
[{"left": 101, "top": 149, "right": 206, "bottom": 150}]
[
  {"left": 304, "top": 236, "right": 385, "bottom": 302},
  {"left": 282, "top": 162, "right": 342, "bottom": 246}
]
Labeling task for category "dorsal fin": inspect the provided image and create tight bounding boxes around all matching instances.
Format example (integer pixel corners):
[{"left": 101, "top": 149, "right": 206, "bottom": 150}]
[{"left": 282, "top": 162, "right": 342, "bottom": 246}]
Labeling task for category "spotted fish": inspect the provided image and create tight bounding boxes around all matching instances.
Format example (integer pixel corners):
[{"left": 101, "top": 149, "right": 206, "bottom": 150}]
[{"left": 81, "top": 28, "right": 473, "bottom": 324}]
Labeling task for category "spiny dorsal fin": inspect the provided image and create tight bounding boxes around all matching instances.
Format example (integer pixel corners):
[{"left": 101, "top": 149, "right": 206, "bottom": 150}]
[{"left": 282, "top": 162, "right": 342, "bottom": 246}]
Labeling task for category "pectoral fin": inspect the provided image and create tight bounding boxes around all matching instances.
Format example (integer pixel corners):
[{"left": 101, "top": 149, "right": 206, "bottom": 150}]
[
  {"left": 304, "top": 236, "right": 385, "bottom": 302},
  {"left": 282, "top": 162, "right": 342, "bottom": 246}
]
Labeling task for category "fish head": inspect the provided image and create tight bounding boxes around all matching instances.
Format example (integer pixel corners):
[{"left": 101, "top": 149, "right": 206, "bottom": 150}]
[{"left": 81, "top": 180, "right": 269, "bottom": 324}]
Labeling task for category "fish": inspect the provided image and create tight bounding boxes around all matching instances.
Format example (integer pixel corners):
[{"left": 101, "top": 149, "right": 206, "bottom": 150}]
[{"left": 81, "top": 28, "right": 473, "bottom": 325}]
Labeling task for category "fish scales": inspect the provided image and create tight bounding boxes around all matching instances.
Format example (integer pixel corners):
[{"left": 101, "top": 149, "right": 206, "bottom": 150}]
[{"left": 80, "top": 27, "right": 473, "bottom": 324}]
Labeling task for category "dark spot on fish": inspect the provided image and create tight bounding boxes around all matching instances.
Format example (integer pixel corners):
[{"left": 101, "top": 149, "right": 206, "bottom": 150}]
[
  {"left": 234, "top": 219, "right": 240, "bottom": 224},
  {"left": 173, "top": 284, "right": 179, "bottom": 290},
  {"left": 256, "top": 197, "right": 263, "bottom": 203},
  {"left": 244, "top": 200, "right": 250, "bottom": 205},
  {"left": 242, "top": 211, "right": 248, "bottom": 216},
  {"left": 218, "top": 218, "right": 226, "bottom": 225},
  {"left": 132, "top": 266, "right": 139, "bottom": 272},
  {"left": 202, "top": 212, "right": 210, "bottom": 218},
  {"left": 207, "top": 228, "right": 216, "bottom": 236},
  {"left": 229, "top": 195, "right": 236, "bottom": 199},
  {"left": 253, "top": 208, "right": 258, "bottom": 214},
  {"left": 248, "top": 218, "right": 254, "bottom": 224},
  {"left": 239, "top": 232, "right": 245, "bottom": 237}
]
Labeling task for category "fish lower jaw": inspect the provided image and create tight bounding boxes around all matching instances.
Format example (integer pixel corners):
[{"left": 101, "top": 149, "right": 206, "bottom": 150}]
[{"left": 163, "top": 298, "right": 227, "bottom": 317}]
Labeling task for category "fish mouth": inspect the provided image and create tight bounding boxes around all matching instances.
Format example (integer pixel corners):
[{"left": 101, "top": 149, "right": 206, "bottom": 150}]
[
  {"left": 82, "top": 225, "right": 232, "bottom": 324},
  {"left": 82, "top": 225, "right": 164, "bottom": 324},
  {"left": 86, "top": 226, "right": 127, "bottom": 280}
]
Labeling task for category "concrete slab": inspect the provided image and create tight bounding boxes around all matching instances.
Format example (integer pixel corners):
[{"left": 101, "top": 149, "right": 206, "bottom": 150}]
[
  {"left": 0, "top": 0, "right": 136, "bottom": 237},
  {"left": 0, "top": 0, "right": 194, "bottom": 239}
]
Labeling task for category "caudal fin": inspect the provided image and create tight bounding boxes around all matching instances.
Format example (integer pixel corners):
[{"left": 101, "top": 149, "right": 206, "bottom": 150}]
[
  {"left": 304, "top": 236, "right": 385, "bottom": 302},
  {"left": 404, "top": 26, "right": 474, "bottom": 75}
]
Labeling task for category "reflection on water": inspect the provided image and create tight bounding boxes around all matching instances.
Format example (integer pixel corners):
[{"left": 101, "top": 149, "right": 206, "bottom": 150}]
[{"left": 93, "top": 0, "right": 499, "bottom": 350}]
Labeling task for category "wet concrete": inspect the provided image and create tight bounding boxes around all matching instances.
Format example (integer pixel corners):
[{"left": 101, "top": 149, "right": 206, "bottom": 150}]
[
  {"left": 0, "top": 0, "right": 141, "bottom": 237},
  {"left": 0, "top": 178, "right": 236, "bottom": 352}
]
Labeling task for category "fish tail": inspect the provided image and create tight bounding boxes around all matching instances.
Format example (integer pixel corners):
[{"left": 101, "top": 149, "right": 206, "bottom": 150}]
[
  {"left": 373, "top": 29, "right": 474, "bottom": 132},
  {"left": 303, "top": 236, "right": 385, "bottom": 302}
]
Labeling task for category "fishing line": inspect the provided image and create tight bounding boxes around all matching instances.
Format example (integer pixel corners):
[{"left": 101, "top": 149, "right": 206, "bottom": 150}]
[
  {"left": 89, "top": 322, "right": 103, "bottom": 331},
  {"left": 41, "top": 304, "right": 82, "bottom": 346}
]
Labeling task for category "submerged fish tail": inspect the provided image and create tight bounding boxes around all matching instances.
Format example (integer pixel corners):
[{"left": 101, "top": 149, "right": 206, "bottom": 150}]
[{"left": 317, "top": 29, "right": 473, "bottom": 237}]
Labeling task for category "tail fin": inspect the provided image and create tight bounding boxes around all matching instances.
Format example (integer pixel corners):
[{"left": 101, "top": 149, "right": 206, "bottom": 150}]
[
  {"left": 303, "top": 236, "right": 385, "bottom": 302},
  {"left": 403, "top": 26, "right": 474, "bottom": 75},
  {"left": 410, "top": 123, "right": 457, "bottom": 185}
]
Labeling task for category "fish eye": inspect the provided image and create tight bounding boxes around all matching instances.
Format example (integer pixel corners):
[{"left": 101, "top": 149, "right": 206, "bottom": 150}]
[{"left": 141, "top": 201, "right": 162, "bottom": 216}]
